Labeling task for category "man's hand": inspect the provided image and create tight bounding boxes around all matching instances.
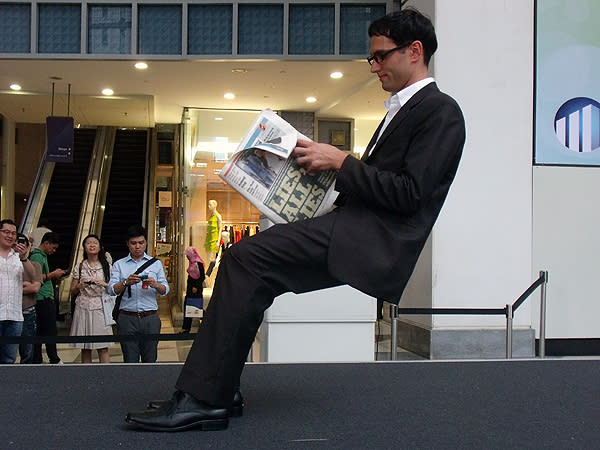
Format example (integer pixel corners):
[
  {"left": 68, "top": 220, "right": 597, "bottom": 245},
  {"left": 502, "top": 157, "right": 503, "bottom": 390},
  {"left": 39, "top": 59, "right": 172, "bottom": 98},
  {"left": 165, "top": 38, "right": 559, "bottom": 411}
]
[
  {"left": 49, "top": 269, "right": 67, "bottom": 280},
  {"left": 292, "top": 139, "right": 348, "bottom": 174},
  {"left": 14, "top": 242, "right": 29, "bottom": 260}
]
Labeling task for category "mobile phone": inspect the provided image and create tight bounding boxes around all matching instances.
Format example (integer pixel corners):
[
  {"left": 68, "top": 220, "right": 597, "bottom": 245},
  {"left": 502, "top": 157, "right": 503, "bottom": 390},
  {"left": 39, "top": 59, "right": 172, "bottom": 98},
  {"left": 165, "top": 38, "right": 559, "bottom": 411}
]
[
  {"left": 139, "top": 273, "right": 149, "bottom": 280},
  {"left": 17, "top": 235, "right": 28, "bottom": 245}
]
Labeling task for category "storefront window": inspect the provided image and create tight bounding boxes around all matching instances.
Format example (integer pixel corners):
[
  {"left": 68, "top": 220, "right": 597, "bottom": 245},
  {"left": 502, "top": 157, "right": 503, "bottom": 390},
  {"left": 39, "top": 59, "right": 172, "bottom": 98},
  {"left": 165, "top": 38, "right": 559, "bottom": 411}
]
[{"left": 181, "top": 108, "right": 263, "bottom": 296}]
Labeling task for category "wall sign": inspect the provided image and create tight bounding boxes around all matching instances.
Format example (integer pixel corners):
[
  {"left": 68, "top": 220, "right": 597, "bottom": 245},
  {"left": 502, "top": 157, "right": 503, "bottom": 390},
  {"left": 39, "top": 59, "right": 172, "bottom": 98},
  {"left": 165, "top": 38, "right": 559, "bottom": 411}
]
[{"left": 535, "top": 0, "right": 600, "bottom": 166}]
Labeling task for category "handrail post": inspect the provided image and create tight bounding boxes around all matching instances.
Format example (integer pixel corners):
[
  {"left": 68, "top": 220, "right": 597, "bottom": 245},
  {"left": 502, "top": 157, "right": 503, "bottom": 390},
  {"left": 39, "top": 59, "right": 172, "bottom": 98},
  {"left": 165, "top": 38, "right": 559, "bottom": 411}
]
[
  {"left": 539, "top": 270, "right": 548, "bottom": 358},
  {"left": 390, "top": 303, "right": 398, "bottom": 361},
  {"left": 505, "top": 303, "right": 513, "bottom": 359}
]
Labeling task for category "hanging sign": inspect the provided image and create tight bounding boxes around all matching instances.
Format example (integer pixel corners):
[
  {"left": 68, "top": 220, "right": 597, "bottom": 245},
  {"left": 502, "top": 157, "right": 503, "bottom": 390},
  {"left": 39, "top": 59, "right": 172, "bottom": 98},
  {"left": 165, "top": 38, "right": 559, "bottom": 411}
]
[{"left": 45, "top": 116, "right": 74, "bottom": 163}]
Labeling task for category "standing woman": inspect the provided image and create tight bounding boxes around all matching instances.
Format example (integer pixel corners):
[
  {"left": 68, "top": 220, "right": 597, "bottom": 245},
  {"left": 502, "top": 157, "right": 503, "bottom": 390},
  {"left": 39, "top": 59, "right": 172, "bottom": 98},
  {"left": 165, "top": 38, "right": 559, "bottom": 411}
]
[{"left": 69, "top": 234, "right": 113, "bottom": 363}]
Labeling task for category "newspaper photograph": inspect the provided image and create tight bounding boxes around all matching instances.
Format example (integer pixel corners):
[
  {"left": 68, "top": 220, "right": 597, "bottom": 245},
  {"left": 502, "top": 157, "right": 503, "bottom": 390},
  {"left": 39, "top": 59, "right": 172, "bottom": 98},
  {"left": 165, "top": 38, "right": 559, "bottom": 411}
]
[{"left": 219, "top": 109, "right": 339, "bottom": 224}]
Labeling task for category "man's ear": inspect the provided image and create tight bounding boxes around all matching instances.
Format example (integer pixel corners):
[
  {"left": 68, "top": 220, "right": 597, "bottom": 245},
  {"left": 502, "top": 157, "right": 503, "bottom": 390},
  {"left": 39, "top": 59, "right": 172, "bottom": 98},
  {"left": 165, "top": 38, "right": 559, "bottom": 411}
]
[{"left": 408, "top": 40, "right": 424, "bottom": 62}]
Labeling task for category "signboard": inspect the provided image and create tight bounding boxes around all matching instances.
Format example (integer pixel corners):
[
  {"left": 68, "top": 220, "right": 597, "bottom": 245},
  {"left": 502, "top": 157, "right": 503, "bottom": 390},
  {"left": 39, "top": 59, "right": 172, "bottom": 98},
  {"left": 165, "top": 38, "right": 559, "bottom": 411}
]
[
  {"left": 158, "top": 191, "right": 172, "bottom": 207},
  {"left": 535, "top": 0, "right": 600, "bottom": 165},
  {"left": 45, "top": 116, "right": 74, "bottom": 163}
]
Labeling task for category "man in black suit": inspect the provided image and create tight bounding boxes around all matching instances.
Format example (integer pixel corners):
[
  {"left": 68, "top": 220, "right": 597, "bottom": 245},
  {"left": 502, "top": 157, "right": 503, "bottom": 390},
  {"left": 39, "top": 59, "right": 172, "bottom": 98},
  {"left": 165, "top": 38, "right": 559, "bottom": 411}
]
[{"left": 126, "top": 8, "right": 466, "bottom": 432}]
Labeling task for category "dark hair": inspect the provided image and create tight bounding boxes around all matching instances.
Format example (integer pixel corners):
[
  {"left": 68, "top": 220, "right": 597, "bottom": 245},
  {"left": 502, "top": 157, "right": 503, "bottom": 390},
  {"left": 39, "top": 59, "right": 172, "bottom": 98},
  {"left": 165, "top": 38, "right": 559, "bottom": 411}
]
[
  {"left": 38, "top": 217, "right": 50, "bottom": 228},
  {"left": 0, "top": 219, "right": 16, "bottom": 230},
  {"left": 368, "top": 8, "right": 438, "bottom": 66},
  {"left": 126, "top": 225, "right": 147, "bottom": 241},
  {"left": 41, "top": 231, "right": 60, "bottom": 245},
  {"left": 81, "top": 234, "right": 111, "bottom": 282}
]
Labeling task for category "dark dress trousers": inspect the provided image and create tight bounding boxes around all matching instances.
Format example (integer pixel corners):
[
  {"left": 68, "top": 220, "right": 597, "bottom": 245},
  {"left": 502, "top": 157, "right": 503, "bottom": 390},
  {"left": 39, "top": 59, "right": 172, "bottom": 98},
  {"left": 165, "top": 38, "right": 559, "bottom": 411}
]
[{"left": 176, "top": 82, "right": 466, "bottom": 407}]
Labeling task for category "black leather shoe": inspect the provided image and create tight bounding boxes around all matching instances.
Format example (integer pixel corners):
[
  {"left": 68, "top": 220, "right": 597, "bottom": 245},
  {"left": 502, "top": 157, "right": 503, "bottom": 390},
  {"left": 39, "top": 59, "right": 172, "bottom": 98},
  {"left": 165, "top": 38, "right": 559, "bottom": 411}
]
[
  {"left": 126, "top": 391, "right": 229, "bottom": 432},
  {"left": 147, "top": 389, "right": 245, "bottom": 417}
]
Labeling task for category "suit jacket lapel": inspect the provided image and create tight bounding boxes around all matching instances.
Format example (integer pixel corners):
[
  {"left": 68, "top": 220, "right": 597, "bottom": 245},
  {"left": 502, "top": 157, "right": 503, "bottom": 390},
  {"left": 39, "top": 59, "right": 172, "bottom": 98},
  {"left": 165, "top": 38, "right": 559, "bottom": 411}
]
[
  {"left": 364, "top": 82, "right": 439, "bottom": 162},
  {"left": 361, "top": 118, "right": 385, "bottom": 161}
]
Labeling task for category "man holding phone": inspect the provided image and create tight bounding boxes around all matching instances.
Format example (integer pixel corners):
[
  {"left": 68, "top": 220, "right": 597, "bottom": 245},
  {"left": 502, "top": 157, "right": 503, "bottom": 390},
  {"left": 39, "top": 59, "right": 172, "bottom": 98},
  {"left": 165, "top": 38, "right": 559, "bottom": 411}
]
[
  {"left": 29, "top": 231, "right": 67, "bottom": 364},
  {"left": 0, "top": 219, "right": 36, "bottom": 364},
  {"left": 108, "top": 225, "right": 169, "bottom": 363}
]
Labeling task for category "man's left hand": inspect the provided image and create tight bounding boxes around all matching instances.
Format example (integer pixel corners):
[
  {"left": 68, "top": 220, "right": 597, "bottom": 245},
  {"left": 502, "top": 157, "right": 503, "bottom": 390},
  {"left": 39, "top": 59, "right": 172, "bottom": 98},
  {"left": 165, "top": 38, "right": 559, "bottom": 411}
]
[{"left": 293, "top": 139, "right": 348, "bottom": 174}]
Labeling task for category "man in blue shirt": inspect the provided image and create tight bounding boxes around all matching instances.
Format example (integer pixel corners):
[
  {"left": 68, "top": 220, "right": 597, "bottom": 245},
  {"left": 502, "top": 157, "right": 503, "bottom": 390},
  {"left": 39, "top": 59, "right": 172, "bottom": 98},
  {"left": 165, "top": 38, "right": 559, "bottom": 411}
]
[{"left": 108, "top": 225, "right": 169, "bottom": 363}]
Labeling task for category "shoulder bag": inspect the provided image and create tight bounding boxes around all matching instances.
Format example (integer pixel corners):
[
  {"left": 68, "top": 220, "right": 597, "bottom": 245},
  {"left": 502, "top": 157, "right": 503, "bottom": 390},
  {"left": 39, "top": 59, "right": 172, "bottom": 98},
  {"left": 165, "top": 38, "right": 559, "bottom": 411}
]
[{"left": 112, "top": 257, "right": 158, "bottom": 321}]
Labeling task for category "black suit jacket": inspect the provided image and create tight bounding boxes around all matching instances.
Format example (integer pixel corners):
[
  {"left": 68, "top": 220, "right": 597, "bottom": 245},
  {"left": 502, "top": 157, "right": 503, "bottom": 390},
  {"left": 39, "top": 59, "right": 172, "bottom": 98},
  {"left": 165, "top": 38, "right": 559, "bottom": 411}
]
[{"left": 328, "top": 83, "right": 465, "bottom": 302}]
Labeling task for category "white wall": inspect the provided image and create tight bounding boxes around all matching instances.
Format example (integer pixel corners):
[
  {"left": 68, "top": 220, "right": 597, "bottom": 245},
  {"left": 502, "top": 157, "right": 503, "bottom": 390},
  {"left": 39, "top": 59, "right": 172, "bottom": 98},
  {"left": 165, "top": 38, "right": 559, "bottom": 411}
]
[
  {"left": 533, "top": 167, "right": 600, "bottom": 338},
  {"left": 402, "top": 0, "right": 535, "bottom": 329}
]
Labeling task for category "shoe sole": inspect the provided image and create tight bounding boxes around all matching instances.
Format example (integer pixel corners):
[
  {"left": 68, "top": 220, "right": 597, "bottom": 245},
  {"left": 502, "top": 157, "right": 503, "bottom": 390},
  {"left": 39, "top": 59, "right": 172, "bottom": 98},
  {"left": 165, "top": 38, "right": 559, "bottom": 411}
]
[
  {"left": 147, "top": 403, "right": 244, "bottom": 418},
  {"left": 125, "top": 417, "right": 229, "bottom": 432}
]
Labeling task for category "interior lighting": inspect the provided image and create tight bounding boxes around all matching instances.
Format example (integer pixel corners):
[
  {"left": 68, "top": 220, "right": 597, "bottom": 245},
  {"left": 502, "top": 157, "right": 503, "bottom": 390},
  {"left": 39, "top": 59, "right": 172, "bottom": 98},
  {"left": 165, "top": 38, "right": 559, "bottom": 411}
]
[
  {"left": 214, "top": 117, "right": 224, "bottom": 121},
  {"left": 224, "top": 92, "right": 235, "bottom": 100},
  {"left": 134, "top": 62, "right": 148, "bottom": 70},
  {"left": 10, "top": 83, "right": 22, "bottom": 91},
  {"left": 305, "top": 96, "right": 317, "bottom": 103},
  {"left": 102, "top": 88, "right": 114, "bottom": 96},
  {"left": 330, "top": 72, "right": 343, "bottom": 79}
]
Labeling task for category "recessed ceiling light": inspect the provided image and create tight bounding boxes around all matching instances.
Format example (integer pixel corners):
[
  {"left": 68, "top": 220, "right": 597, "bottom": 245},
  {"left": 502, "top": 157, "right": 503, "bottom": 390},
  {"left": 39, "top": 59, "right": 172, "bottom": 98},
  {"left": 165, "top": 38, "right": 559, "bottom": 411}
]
[
  {"left": 134, "top": 62, "right": 148, "bottom": 70},
  {"left": 215, "top": 117, "right": 224, "bottom": 121},
  {"left": 330, "top": 72, "right": 343, "bottom": 79},
  {"left": 102, "top": 88, "right": 114, "bottom": 96},
  {"left": 224, "top": 93, "right": 235, "bottom": 100},
  {"left": 305, "top": 96, "right": 317, "bottom": 103},
  {"left": 10, "top": 83, "right": 22, "bottom": 91},
  {"left": 231, "top": 68, "right": 247, "bottom": 73}
]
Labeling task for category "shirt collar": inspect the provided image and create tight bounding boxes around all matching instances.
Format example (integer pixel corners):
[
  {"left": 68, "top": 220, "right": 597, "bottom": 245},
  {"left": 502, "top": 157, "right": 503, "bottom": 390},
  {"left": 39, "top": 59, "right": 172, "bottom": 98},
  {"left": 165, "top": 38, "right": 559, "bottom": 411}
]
[
  {"left": 125, "top": 252, "right": 150, "bottom": 263},
  {"left": 384, "top": 77, "right": 435, "bottom": 111}
]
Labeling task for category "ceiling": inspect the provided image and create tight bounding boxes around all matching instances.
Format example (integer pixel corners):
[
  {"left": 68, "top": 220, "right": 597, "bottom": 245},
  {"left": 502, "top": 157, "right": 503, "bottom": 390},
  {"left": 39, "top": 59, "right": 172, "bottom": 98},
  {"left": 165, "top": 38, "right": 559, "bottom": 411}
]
[{"left": 0, "top": 58, "right": 389, "bottom": 145}]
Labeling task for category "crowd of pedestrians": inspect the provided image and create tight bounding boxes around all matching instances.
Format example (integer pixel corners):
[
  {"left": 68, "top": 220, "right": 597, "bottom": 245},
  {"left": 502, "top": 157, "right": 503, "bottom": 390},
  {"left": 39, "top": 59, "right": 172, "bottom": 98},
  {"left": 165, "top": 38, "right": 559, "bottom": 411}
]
[{"left": 0, "top": 219, "right": 170, "bottom": 365}]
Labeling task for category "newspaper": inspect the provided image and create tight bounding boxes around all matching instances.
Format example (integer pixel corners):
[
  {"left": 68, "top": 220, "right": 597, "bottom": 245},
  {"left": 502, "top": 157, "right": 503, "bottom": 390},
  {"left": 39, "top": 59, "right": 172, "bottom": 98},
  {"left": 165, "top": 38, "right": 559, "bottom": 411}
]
[{"left": 219, "top": 109, "right": 338, "bottom": 224}]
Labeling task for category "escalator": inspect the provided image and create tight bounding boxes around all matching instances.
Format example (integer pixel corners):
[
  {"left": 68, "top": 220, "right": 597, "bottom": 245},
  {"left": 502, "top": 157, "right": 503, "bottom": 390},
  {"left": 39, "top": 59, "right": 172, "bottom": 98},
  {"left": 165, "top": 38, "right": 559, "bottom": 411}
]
[
  {"left": 21, "top": 126, "right": 151, "bottom": 311},
  {"left": 100, "top": 129, "right": 150, "bottom": 262},
  {"left": 37, "top": 128, "right": 97, "bottom": 272}
]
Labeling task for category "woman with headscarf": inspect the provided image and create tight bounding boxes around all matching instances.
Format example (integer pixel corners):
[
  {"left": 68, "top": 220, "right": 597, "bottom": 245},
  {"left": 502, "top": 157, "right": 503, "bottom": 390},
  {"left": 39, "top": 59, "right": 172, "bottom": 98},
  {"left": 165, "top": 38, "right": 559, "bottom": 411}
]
[{"left": 181, "top": 247, "right": 205, "bottom": 333}]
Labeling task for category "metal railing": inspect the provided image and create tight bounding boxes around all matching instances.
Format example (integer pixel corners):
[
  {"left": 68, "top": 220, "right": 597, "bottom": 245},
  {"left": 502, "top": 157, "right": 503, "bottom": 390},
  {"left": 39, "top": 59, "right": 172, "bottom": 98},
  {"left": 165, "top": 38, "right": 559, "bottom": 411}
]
[
  {"left": 389, "top": 270, "right": 548, "bottom": 360},
  {"left": 2, "top": 271, "right": 548, "bottom": 363}
]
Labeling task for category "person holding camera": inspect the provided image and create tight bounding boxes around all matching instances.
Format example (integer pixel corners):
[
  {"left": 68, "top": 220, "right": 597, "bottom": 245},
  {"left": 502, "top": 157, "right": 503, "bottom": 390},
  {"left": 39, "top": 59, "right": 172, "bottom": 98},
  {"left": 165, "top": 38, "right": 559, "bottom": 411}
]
[
  {"left": 29, "top": 231, "right": 68, "bottom": 364},
  {"left": 0, "top": 219, "right": 36, "bottom": 364},
  {"left": 69, "top": 234, "right": 113, "bottom": 363}
]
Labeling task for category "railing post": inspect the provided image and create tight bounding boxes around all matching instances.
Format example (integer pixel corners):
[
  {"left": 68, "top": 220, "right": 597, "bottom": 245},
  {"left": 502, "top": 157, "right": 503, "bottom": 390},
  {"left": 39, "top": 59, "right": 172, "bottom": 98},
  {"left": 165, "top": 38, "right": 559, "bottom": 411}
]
[
  {"left": 539, "top": 270, "right": 548, "bottom": 358},
  {"left": 390, "top": 303, "right": 398, "bottom": 361},
  {"left": 505, "top": 303, "right": 513, "bottom": 359}
]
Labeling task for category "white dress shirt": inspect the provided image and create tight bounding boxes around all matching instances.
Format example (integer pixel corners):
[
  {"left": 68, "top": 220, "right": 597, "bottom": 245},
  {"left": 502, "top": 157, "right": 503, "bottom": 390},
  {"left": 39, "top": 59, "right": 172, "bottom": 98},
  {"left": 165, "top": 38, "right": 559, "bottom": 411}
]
[
  {"left": 367, "top": 77, "right": 435, "bottom": 157},
  {"left": 0, "top": 249, "right": 24, "bottom": 321}
]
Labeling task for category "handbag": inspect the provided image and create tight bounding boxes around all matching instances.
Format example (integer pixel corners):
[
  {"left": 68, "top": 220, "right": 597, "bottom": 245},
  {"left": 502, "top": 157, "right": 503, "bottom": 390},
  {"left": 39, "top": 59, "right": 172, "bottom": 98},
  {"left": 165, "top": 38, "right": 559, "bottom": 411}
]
[
  {"left": 184, "top": 295, "right": 204, "bottom": 319},
  {"left": 102, "top": 291, "right": 117, "bottom": 326},
  {"left": 112, "top": 257, "right": 158, "bottom": 321}
]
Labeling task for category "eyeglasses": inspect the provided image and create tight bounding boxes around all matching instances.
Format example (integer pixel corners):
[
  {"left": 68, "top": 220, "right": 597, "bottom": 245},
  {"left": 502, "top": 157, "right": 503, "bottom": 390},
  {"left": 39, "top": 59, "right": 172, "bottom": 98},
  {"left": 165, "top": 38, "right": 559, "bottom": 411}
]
[
  {"left": 0, "top": 229, "right": 17, "bottom": 236},
  {"left": 367, "top": 42, "right": 412, "bottom": 66}
]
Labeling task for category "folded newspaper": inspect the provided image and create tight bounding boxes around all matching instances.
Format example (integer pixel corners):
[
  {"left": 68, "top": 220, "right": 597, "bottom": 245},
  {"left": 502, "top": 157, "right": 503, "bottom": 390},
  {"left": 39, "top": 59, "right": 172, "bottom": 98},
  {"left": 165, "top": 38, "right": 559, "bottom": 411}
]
[{"left": 219, "top": 109, "right": 338, "bottom": 224}]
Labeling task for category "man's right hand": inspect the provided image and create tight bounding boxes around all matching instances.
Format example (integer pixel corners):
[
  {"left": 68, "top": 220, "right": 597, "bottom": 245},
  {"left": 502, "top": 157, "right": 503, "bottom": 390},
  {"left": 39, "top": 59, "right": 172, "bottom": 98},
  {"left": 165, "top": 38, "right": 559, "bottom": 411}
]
[{"left": 49, "top": 269, "right": 67, "bottom": 280}]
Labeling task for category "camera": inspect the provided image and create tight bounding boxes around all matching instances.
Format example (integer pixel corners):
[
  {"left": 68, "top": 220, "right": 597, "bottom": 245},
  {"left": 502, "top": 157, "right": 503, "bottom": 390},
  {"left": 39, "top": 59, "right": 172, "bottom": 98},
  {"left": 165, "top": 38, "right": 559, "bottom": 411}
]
[{"left": 17, "top": 234, "right": 28, "bottom": 246}]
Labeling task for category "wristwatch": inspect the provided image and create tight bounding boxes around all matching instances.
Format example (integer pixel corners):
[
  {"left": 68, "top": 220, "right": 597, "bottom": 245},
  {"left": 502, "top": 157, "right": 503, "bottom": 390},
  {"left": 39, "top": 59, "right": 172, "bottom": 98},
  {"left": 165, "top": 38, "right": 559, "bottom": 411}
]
[{"left": 123, "top": 279, "right": 128, "bottom": 287}]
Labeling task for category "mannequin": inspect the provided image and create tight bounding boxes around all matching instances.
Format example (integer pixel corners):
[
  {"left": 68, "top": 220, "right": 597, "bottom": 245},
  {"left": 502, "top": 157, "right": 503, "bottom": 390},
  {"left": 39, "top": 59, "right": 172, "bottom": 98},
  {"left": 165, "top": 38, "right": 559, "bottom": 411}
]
[
  {"left": 220, "top": 230, "right": 232, "bottom": 254},
  {"left": 204, "top": 200, "right": 222, "bottom": 276}
]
